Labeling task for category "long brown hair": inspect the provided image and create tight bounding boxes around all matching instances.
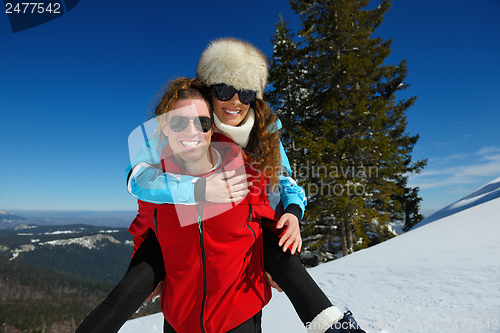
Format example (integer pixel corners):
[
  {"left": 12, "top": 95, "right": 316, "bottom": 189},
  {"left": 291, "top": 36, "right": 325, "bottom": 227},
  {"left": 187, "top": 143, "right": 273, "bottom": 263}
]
[
  {"left": 152, "top": 78, "right": 213, "bottom": 146},
  {"left": 246, "top": 99, "right": 282, "bottom": 190},
  {"left": 154, "top": 78, "right": 212, "bottom": 117}
]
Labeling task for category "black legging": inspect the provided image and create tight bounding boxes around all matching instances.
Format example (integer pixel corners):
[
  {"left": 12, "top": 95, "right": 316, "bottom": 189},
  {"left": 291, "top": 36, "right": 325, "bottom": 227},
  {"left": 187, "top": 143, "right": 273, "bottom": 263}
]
[
  {"left": 75, "top": 232, "right": 165, "bottom": 333},
  {"left": 75, "top": 228, "right": 332, "bottom": 333},
  {"left": 262, "top": 228, "right": 332, "bottom": 324}
]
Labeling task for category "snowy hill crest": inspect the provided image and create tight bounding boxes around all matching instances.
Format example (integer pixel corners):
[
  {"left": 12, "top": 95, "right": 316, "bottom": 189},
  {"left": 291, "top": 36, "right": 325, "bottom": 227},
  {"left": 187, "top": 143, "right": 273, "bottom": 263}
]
[{"left": 413, "top": 176, "right": 500, "bottom": 230}]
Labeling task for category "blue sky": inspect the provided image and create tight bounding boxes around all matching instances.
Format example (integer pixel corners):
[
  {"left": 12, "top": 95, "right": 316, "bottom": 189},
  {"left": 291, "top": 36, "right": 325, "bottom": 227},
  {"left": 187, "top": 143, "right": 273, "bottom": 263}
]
[{"left": 1, "top": 0, "right": 499, "bottom": 218}]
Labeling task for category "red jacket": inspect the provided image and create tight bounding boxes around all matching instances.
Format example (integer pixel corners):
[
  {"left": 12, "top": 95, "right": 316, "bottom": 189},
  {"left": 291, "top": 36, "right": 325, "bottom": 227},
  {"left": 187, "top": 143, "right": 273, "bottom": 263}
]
[{"left": 129, "top": 134, "right": 280, "bottom": 332}]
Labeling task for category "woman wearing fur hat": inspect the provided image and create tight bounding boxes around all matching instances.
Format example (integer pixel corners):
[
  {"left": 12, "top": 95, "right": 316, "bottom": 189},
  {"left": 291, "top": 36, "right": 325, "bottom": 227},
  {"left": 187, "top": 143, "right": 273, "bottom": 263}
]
[
  {"left": 127, "top": 38, "right": 364, "bottom": 333},
  {"left": 76, "top": 39, "right": 365, "bottom": 333}
]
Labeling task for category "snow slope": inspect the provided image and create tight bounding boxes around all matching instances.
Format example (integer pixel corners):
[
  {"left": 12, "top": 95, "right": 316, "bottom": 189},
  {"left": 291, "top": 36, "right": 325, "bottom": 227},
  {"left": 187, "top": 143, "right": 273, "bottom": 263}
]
[{"left": 119, "top": 177, "right": 500, "bottom": 333}]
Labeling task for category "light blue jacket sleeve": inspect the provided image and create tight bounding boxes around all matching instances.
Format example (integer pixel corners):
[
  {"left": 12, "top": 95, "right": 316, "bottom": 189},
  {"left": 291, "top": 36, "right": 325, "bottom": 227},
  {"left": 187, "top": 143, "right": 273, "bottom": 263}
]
[
  {"left": 269, "top": 119, "right": 307, "bottom": 218},
  {"left": 278, "top": 142, "right": 307, "bottom": 217},
  {"left": 126, "top": 134, "right": 199, "bottom": 204}
]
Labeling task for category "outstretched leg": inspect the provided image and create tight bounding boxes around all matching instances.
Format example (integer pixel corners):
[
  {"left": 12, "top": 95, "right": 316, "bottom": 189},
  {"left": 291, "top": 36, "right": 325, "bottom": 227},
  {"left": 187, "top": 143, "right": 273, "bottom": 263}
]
[
  {"left": 263, "top": 228, "right": 343, "bottom": 332},
  {"left": 76, "top": 232, "right": 165, "bottom": 333}
]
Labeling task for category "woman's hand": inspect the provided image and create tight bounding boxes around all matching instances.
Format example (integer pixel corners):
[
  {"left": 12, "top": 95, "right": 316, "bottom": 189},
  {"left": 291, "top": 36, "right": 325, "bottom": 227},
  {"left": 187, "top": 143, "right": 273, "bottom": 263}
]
[
  {"left": 205, "top": 170, "right": 251, "bottom": 203},
  {"left": 276, "top": 213, "right": 302, "bottom": 255},
  {"left": 264, "top": 272, "right": 283, "bottom": 292}
]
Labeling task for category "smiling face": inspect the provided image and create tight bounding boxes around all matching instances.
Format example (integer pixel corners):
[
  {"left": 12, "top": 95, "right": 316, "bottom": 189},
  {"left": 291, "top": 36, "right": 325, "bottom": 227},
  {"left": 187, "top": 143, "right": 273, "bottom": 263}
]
[
  {"left": 162, "top": 98, "right": 214, "bottom": 174},
  {"left": 212, "top": 92, "right": 251, "bottom": 127}
]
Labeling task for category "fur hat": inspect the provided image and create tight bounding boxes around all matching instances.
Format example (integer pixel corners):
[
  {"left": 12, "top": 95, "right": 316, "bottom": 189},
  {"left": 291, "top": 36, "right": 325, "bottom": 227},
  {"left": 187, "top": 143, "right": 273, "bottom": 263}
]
[{"left": 196, "top": 38, "right": 268, "bottom": 99}]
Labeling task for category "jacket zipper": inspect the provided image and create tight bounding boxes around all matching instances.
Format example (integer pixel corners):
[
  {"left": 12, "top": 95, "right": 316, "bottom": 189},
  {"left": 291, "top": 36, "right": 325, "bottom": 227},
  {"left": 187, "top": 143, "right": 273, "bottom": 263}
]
[
  {"left": 197, "top": 202, "right": 207, "bottom": 333},
  {"left": 157, "top": 204, "right": 207, "bottom": 332}
]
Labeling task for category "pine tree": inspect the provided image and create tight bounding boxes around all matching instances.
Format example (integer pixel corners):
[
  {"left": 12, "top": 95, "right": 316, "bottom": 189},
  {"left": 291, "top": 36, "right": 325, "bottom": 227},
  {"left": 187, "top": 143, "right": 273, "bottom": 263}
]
[
  {"left": 267, "top": 15, "right": 307, "bottom": 156},
  {"left": 394, "top": 177, "right": 425, "bottom": 232},
  {"left": 267, "top": 0, "right": 426, "bottom": 258}
]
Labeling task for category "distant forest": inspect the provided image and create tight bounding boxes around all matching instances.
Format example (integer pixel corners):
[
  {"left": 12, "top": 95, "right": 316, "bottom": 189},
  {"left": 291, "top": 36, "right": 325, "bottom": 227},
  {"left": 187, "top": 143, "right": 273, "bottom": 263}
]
[{"left": 0, "top": 231, "right": 159, "bottom": 333}]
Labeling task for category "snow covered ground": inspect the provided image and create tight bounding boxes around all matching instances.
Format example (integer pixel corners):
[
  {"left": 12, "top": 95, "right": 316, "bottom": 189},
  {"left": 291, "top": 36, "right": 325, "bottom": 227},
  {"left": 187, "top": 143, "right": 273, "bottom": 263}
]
[{"left": 118, "top": 177, "right": 500, "bottom": 333}]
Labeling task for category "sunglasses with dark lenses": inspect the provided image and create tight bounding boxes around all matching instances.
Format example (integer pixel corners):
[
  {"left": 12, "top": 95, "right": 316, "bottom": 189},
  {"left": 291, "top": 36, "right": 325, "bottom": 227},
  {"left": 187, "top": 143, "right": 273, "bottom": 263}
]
[
  {"left": 212, "top": 83, "right": 256, "bottom": 105},
  {"left": 168, "top": 116, "right": 213, "bottom": 133}
]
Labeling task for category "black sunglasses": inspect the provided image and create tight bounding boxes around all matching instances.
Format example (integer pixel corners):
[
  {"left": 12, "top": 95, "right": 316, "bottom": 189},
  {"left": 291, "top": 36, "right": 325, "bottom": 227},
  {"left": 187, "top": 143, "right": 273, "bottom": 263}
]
[
  {"left": 168, "top": 116, "right": 213, "bottom": 133},
  {"left": 212, "top": 83, "right": 256, "bottom": 105}
]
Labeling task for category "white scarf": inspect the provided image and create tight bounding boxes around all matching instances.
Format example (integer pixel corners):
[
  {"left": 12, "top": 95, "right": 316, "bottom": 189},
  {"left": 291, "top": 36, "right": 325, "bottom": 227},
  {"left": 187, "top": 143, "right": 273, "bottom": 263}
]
[{"left": 214, "top": 108, "right": 255, "bottom": 148}]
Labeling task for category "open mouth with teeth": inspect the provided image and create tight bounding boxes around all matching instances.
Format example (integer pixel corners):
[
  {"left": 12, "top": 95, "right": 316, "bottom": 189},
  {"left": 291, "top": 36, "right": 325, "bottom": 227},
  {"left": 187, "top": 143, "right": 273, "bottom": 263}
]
[
  {"left": 180, "top": 140, "right": 202, "bottom": 147},
  {"left": 223, "top": 108, "right": 241, "bottom": 116}
]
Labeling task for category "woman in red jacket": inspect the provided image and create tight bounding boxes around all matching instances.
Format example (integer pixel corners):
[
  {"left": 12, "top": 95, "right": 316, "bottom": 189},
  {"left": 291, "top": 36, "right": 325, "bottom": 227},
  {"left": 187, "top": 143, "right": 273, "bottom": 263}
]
[{"left": 128, "top": 77, "right": 278, "bottom": 332}]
